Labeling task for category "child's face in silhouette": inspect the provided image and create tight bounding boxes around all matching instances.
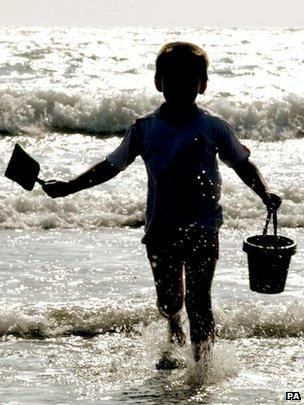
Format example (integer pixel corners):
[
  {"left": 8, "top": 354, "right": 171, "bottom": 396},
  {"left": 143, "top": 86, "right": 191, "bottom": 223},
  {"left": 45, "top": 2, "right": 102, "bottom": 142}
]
[{"left": 155, "top": 67, "right": 206, "bottom": 109}]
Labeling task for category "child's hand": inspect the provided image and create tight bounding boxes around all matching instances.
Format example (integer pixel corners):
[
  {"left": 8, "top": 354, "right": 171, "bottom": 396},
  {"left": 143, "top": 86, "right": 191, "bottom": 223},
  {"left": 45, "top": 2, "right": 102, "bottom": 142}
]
[
  {"left": 262, "top": 192, "right": 282, "bottom": 212},
  {"left": 42, "top": 180, "right": 72, "bottom": 198}
]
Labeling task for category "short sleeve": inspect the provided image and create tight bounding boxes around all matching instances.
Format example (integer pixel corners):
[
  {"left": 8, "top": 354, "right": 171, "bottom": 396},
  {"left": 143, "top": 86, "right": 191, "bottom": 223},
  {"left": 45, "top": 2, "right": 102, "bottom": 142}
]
[
  {"left": 216, "top": 119, "right": 250, "bottom": 168},
  {"left": 106, "top": 122, "right": 141, "bottom": 171}
]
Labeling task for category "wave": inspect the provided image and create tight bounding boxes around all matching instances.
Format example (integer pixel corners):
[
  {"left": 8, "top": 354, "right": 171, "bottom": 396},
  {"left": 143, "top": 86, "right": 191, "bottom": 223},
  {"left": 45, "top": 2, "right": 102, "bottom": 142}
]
[
  {"left": 0, "top": 303, "right": 158, "bottom": 339},
  {"left": 0, "top": 182, "right": 303, "bottom": 230},
  {"left": 0, "top": 299, "right": 302, "bottom": 339},
  {"left": 0, "top": 189, "right": 146, "bottom": 230},
  {"left": 0, "top": 89, "right": 303, "bottom": 140},
  {"left": 216, "top": 299, "right": 304, "bottom": 339},
  {"left": 0, "top": 89, "right": 159, "bottom": 136},
  {"left": 209, "top": 94, "right": 304, "bottom": 141}
]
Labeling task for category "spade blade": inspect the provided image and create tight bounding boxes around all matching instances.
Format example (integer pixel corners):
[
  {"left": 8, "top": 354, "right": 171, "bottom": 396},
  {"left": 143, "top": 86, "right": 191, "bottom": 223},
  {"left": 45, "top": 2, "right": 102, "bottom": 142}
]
[{"left": 5, "top": 144, "right": 41, "bottom": 191}]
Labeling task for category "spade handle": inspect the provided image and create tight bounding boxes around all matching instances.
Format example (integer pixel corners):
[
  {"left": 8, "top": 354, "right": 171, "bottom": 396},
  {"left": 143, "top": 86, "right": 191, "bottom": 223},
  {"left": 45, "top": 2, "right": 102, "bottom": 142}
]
[{"left": 37, "top": 178, "right": 46, "bottom": 186}]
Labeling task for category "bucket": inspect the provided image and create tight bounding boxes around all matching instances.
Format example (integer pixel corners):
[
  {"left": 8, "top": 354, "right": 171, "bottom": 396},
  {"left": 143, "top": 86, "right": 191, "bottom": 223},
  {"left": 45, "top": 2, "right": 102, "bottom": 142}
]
[
  {"left": 5, "top": 144, "right": 45, "bottom": 191},
  {"left": 243, "top": 210, "right": 297, "bottom": 294}
]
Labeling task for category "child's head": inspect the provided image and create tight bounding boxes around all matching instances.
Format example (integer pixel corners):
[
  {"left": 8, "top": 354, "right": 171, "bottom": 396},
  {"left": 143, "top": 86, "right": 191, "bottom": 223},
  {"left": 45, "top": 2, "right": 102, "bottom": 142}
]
[{"left": 154, "top": 42, "right": 209, "bottom": 108}]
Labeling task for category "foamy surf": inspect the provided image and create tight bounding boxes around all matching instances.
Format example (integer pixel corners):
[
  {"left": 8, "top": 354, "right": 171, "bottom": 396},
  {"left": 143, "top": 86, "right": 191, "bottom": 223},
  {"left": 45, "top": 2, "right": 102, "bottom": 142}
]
[
  {"left": 0, "top": 298, "right": 302, "bottom": 339},
  {"left": 0, "top": 26, "right": 303, "bottom": 141},
  {"left": 0, "top": 89, "right": 303, "bottom": 139},
  {"left": 0, "top": 162, "right": 303, "bottom": 230}
]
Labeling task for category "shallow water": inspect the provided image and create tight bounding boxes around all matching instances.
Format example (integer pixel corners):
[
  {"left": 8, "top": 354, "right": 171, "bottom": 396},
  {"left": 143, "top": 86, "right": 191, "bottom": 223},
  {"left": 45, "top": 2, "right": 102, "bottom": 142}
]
[{"left": 0, "top": 228, "right": 302, "bottom": 403}]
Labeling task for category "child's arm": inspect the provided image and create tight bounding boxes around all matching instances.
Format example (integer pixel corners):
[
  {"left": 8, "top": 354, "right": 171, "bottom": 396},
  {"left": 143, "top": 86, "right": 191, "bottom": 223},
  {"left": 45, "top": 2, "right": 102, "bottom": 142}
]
[
  {"left": 234, "top": 158, "right": 282, "bottom": 211},
  {"left": 43, "top": 120, "right": 141, "bottom": 199},
  {"left": 42, "top": 159, "right": 120, "bottom": 198}
]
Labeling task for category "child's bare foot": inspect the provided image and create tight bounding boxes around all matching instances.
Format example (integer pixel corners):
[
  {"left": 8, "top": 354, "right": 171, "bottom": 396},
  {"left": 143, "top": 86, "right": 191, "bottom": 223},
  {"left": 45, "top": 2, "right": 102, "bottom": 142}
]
[
  {"left": 168, "top": 313, "right": 186, "bottom": 347},
  {"left": 155, "top": 350, "right": 185, "bottom": 370}
]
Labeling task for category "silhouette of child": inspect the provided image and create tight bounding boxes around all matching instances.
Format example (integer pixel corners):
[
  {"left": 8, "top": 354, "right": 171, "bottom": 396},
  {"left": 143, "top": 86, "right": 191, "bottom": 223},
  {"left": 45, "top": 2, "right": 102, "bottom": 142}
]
[{"left": 43, "top": 42, "right": 281, "bottom": 365}]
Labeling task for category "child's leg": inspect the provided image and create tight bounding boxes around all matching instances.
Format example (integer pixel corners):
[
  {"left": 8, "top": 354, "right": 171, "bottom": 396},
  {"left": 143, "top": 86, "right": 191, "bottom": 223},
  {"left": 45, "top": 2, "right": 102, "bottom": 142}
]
[
  {"left": 184, "top": 255, "right": 217, "bottom": 360},
  {"left": 146, "top": 247, "right": 186, "bottom": 346},
  {"left": 183, "top": 230, "right": 218, "bottom": 361}
]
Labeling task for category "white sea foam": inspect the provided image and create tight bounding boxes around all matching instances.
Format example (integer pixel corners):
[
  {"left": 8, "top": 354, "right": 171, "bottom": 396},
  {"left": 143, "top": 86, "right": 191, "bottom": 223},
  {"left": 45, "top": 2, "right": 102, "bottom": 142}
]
[
  {"left": 0, "top": 89, "right": 159, "bottom": 135},
  {"left": 0, "top": 303, "right": 158, "bottom": 338},
  {"left": 0, "top": 89, "right": 303, "bottom": 140},
  {"left": 0, "top": 174, "right": 303, "bottom": 230},
  {"left": 1, "top": 133, "right": 303, "bottom": 231},
  {"left": 215, "top": 299, "right": 304, "bottom": 339},
  {"left": 0, "top": 299, "right": 302, "bottom": 339}
]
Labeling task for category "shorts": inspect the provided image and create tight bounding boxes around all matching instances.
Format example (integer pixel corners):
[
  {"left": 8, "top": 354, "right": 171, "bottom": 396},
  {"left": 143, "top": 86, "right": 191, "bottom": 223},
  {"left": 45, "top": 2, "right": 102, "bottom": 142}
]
[{"left": 146, "top": 223, "right": 219, "bottom": 262}]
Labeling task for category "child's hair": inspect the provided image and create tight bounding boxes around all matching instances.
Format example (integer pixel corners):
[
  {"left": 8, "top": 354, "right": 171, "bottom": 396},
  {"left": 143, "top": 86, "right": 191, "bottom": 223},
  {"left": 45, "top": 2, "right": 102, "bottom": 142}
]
[{"left": 155, "top": 42, "right": 209, "bottom": 82}]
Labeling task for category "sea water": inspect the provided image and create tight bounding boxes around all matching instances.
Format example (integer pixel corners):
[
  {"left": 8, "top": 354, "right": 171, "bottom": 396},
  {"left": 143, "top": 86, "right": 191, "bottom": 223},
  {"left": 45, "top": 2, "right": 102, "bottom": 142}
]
[{"left": 0, "top": 26, "right": 303, "bottom": 404}]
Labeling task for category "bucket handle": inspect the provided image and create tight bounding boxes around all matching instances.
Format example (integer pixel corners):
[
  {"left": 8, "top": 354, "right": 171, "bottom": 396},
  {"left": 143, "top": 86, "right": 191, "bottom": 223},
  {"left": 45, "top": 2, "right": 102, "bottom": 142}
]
[{"left": 263, "top": 209, "right": 278, "bottom": 237}]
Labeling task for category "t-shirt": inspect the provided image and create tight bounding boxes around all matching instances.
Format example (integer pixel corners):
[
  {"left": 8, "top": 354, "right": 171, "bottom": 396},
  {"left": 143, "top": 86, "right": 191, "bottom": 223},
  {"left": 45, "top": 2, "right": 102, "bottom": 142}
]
[{"left": 106, "top": 104, "right": 250, "bottom": 244}]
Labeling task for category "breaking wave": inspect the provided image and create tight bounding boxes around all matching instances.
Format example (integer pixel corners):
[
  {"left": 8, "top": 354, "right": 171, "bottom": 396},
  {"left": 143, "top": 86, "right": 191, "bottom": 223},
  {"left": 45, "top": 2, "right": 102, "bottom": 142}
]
[
  {"left": 0, "top": 299, "right": 302, "bottom": 339},
  {"left": 0, "top": 89, "right": 303, "bottom": 140},
  {"left": 0, "top": 181, "right": 303, "bottom": 230}
]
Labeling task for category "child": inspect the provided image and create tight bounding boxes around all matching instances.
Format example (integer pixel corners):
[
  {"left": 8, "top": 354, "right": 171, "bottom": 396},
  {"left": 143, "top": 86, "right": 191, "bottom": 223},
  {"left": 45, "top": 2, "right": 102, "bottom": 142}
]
[{"left": 43, "top": 42, "right": 281, "bottom": 365}]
